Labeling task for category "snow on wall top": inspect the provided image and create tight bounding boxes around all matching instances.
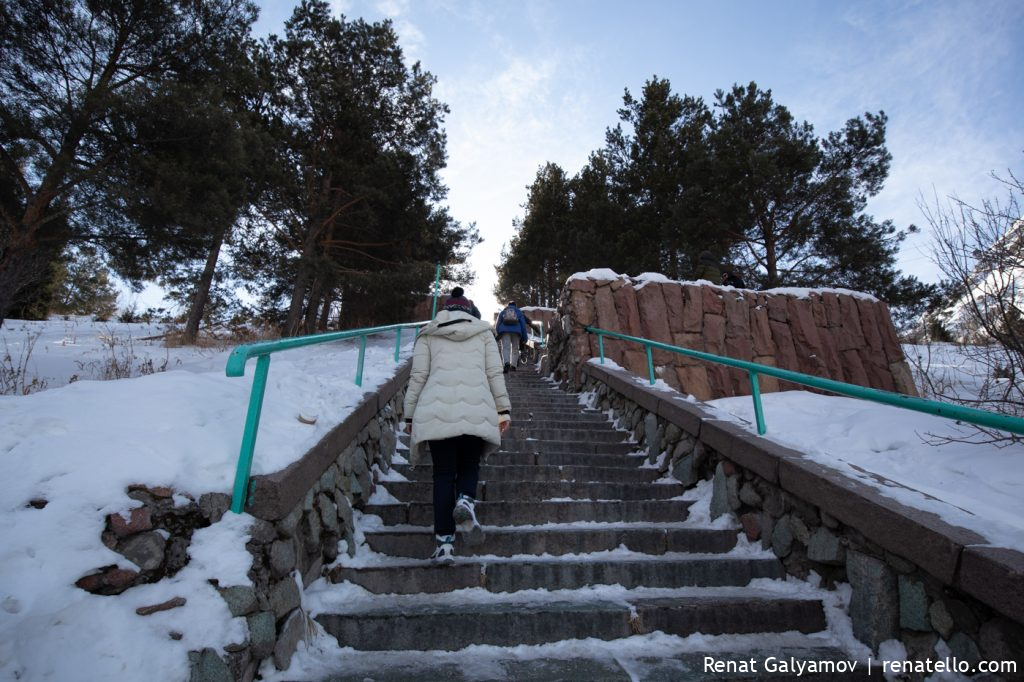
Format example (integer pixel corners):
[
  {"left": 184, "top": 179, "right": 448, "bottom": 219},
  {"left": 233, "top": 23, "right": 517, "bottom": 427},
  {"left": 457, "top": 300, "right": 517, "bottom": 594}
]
[{"left": 566, "top": 268, "right": 880, "bottom": 301}]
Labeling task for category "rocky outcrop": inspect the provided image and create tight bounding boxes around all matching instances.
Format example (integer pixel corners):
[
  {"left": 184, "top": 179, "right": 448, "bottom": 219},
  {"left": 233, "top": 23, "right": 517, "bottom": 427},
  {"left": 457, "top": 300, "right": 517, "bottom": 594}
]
[{"left": 546, "top": 272, "right": 917, "bottom": 398}]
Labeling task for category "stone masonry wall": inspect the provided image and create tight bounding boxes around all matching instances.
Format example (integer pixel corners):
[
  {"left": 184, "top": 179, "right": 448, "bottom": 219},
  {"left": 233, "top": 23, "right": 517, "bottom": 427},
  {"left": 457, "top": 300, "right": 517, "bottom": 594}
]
[
  {"left": 546, "top": 273, "right": 918, "bottom": 399},
  {"left": 577, "top": 361, "right": 1024, "bottom": 675},
  {"left": 75, "top": 362, "right": 412, "bottom": 682}
]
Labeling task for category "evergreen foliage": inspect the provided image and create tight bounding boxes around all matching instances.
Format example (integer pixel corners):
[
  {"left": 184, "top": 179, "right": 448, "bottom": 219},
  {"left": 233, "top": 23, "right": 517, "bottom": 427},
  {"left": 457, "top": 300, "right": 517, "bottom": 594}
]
[
  {"left": 236, "top": 1, "right": 477, "bottom": 334},
  {"left": 0, "top": 0, "right": 259, "bottom": 327},
  {"left": 495, "top": 78, "right": 931, "bottom": 318},
  {"left": 0, "top": 0, "right": 478, "bottom": 336}
]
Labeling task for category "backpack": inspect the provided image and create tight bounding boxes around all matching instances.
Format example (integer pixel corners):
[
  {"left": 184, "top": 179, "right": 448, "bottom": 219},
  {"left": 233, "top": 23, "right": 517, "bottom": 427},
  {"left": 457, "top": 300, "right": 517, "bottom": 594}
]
[{"left": 501, "top": 306, "right": 519, "bottom": 324}]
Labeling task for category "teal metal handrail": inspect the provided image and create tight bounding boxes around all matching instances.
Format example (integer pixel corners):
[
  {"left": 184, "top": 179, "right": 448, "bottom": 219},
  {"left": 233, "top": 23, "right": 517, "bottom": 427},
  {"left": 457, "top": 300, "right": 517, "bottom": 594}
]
[
  {"left": 585, "top": 326, "right": 1024, "bottom": 438},
  {"left": 226, "top": 321, "right": 427, "bottom": 513}
]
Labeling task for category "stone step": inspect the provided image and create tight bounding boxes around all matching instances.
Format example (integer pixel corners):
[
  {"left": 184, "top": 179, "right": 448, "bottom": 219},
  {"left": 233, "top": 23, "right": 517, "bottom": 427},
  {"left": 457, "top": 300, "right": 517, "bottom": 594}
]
[
  {"left": 382, "top": 480, "right": 685, "bottom": 503},
  {"left": 486, "top": 451, "right": 647, "bottom": 468},
  {"left": 510, "top": 410, "right": 607, "bottom": 422},
  {"left": 330, "top": 555, "right": 785, "bottom": 594},
  {"left": 501, "top": 438, "right": 636, "bottom": 455},
  {"left": 363, "top": 525, "right": 738, "bottom": 558},
  {"left": 315, "top": 594, "right": 827, "bottom": 651},
  {"left": 508, "top": 397, "right": 586, "bottom": 407},
  {"left": 506, "top": 418, "right": 621, "bottom": 432},
  {"left": 391, "top": 463, "right": 662, "bottom": 483},
  {"left": 362, "top": 499, "right": 693, "bottom": 526},
  {"left": 302, "top": 644, "right": 872, "bottom": 681},
  {"left": 506, "top": 427, "right": 627, "bottom": 442}
]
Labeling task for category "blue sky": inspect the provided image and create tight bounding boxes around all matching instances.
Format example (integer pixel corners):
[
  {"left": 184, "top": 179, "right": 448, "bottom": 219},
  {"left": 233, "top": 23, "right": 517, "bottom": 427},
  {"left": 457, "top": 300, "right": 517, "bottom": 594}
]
[{"left": 255, "top": 0, "right": 1024, "bottom": 316}]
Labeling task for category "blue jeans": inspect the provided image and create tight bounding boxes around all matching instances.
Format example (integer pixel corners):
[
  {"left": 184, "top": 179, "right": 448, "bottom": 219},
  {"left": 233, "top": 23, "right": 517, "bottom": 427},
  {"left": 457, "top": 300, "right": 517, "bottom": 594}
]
[{"left": 429, "top": 435, "right": 484, "bottom": 535}]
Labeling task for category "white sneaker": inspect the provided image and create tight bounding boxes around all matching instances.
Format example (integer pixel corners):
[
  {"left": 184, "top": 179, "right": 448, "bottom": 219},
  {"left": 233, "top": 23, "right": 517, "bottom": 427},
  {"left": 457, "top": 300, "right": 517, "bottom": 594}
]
[
  {"left": 431, "top": 534, "right": 455, "bottom": 564},
  {"left": 453, "top": 494, "right": 484, "bottom": 546}
]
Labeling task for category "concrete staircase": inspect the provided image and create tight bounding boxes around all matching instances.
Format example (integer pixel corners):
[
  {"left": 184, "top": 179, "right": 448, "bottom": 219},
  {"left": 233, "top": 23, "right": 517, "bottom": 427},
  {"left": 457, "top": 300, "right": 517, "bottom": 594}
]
[{"left": 309, "top": 367, "right": 866, "bottom": 680}]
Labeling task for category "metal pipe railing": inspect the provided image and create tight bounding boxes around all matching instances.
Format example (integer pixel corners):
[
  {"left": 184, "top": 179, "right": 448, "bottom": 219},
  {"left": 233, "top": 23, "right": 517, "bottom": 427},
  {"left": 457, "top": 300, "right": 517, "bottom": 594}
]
[
  {"left": 226, "top": 322, "right": 427, "bottom": 513},
  {"left": 585, "top": 326, "right": 1024, "bottom": 438}
]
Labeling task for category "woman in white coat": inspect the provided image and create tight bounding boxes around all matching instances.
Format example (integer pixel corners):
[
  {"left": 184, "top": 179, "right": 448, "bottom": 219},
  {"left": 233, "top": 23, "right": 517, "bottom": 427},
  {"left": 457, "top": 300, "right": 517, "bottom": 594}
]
[{"left": 403, "top": 292, "right": 512, "bottom": 563}]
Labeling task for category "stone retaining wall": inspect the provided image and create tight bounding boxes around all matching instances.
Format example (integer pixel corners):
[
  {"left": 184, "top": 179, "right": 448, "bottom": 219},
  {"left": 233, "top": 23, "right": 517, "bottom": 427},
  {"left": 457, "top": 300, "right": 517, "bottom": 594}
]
[
  {"left": 546, "top": 273, "right": 918, "bottom": 399},
  {"left": 578, "top": 360, "right": 1023, "bottom": 673}
]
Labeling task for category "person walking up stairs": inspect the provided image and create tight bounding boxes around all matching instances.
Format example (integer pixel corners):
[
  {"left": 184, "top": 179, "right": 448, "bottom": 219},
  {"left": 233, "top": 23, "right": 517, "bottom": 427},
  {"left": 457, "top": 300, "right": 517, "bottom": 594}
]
[{"left": 305, "top": 366, "right": 870, "bottom": 680}]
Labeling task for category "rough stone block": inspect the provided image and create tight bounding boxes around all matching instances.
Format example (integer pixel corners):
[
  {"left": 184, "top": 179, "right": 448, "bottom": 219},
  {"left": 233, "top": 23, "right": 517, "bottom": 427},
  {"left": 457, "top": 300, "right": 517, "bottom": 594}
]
[
  {"left": 739, "top": 482, "right": 762, "bottom": 507},
  {"left": 270, "top": 539, "right": 297, "bottom": 580},
  {"left": 118, "top": 531, "right": 166, "bottom": 571},
  {"left": 807, "top": 527, "right": 845, "bottom": 565},
  {"left": 726, "top": 474, "right": 741, "bottom": 511},
  {"left": 318, "top": 493, "right": 340, "bottom": 535},
  {"left": 701, "top": 286, "right": 724, "bottom": 315},
  {"left": 220, "top": 586, "right": 259, "bottom": 617},
  {"left": 674, "top": 365, "right": 712, "bottom": 402},
  {"left": 750, "top": 306, "right": 775, "bottom": 356},
  {"left": 846, "top": 550, "right": 898, "bottom": 651},
  {"left": 681, "top": 285, "right": 704, "bottom": 332},
  {"left": 740, "top": 513, "right": 761, "bottom": 541},
  {"left": 929, "top": 600, "right": 954, "bottom": 640},
  {"left": 109, "top": 507, "right": 153, "bottom": 538},
  {"left": 188, "top": 648, "right": 231, "bottom": 682},
  {"left": 270, "top": 578, "right": 300, "bottom": 621},
  {"left": 612, "top": 284, "right": 642, "bottom": 336},
  {"left": 278, "top": 506, "right": 302, "bottom": 539},
  {"left": 247, "top": 611, "right": 276, "bottom": 660},
  {"left": 948, "top": 632, "right": 982, "bottom": 666},
  {"left": 772, "top": 516, "right": 794, "bottom": 558},
  {"left": 898, "top": 575, "right": 930, "bottom": 631},
  {"left": 273, "top": 609, "right": 307, "bottom": 671},
  {"left": 710, "top": 463, "right": 729, "bottom": 520}
]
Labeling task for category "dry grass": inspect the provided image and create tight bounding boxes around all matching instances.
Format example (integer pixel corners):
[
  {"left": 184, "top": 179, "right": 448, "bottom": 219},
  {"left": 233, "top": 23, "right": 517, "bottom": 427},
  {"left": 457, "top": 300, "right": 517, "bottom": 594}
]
[{"left": 162, "top": 324, "right": 281, "bottom": 350}]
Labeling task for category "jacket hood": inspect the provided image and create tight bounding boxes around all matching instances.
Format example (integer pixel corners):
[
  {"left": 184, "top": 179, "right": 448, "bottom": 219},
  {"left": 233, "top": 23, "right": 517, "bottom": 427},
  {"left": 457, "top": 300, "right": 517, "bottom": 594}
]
[{"left": 419, "top": 310, "right": 494, "bottom": 341}]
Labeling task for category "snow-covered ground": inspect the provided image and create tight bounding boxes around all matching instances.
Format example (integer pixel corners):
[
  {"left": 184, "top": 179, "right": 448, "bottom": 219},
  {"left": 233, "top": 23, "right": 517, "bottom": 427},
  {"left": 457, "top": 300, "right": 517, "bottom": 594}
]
[
  {"left": 1, "top": 317, "right": 1021, "bottom": 680},
  {"left": 0, "top": 317, "right": 416, "bottom": 681}
]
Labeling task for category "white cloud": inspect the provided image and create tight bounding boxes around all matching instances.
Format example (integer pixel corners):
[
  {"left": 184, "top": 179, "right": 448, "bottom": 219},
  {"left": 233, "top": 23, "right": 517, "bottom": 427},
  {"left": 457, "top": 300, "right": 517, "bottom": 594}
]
[{"left": 788, "top": 0, "right": 1024, "bottom": 283}]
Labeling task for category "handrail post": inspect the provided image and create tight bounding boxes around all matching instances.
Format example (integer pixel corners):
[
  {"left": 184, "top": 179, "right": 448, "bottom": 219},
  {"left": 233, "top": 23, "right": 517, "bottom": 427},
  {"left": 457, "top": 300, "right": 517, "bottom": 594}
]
[
  {"left": 749, "top": 371, "right": 767, "bottom": 435},
  {"left": 598, "top": 333, "right": 605, "bottom": 364},
  {"left": 394, "top": 328, "right": 402, "bottom": 363},
  {"left": 430, "top": 263, "right": 440, "bottom": 318},
  {"left": 355, "top": 335, "right": 367, "bottom": 387},
  {"left": 230, "top": 354, "right": 271, "bottom": 513},
  {"left": 646, "top": 344, "right": 655, "bottom": 385}
]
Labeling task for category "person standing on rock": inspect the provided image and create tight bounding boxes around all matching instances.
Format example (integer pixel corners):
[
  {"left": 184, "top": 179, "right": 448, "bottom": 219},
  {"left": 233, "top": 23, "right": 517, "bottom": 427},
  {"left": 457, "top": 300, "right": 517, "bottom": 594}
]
[
  {"left": 404, "top": 294, "right": 512, "bottom": 563},
  {"left": 696, "top": 250, "right": 722, "bottom": 284}
]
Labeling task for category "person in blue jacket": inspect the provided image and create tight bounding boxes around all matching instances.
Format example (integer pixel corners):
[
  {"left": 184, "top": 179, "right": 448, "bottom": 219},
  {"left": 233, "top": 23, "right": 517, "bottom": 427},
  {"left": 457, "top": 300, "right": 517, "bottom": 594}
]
[{"left": 494, "top": 300, "right": 528, "bottom": 373}]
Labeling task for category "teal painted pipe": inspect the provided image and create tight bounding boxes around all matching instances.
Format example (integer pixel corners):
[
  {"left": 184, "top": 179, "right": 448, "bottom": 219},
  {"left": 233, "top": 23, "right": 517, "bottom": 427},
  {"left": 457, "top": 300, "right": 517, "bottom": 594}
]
[
  {"left": 749, "top": 371, "right": 767, "bottom": 435},
  {"left": 431, "top": 263, "right": 440, "bottom": 318},
  {"left": 230, "top": 354, "right": 271, "bottom": 513},
  {"left": 225, "top": 321, "right": 427, "bottom": 514},
  {"left": 645, "top": 345, "right": 655, "bottom": 385},
  {"left": 586, "top": 326, "right": 1024, "bottom": 437},
  {"left": 226, "top": 322, "right": 426, "bottom": 378},
  {"left": 355, "top": 335, "right": 367, "bottom": 387}
]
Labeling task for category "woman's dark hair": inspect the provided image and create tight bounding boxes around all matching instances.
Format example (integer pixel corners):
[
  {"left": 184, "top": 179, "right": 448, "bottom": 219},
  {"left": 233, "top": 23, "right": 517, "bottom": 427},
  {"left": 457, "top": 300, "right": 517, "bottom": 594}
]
[{"left": 451, "top": 287, "right": 464, "bottom": 297}]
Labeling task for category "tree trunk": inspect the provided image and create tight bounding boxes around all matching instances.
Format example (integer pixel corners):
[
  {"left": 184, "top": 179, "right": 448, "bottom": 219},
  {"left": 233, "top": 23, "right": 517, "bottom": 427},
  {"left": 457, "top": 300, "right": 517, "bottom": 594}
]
[
  {"left": 0, "top": 235, "right": 61, "bottom": 328},
  {"left": 181, "top": 226, "right": 227, "bottom": 345},
  {"left": 303, "top": 276, "right": 323, "bottom": 336},
  {"left": 317, "top": 293, "right": 332, "bottom": 331}
]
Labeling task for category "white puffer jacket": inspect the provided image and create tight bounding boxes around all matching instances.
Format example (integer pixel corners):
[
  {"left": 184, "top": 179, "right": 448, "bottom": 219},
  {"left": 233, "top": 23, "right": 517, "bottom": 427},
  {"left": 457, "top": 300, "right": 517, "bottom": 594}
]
[{"left": 404, "top": 310, "right": 512, "bottom": 463}]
